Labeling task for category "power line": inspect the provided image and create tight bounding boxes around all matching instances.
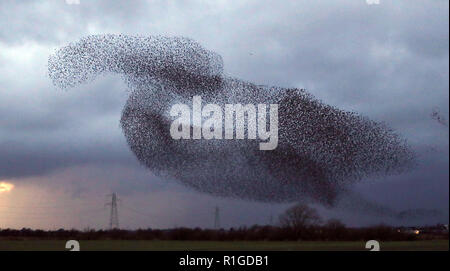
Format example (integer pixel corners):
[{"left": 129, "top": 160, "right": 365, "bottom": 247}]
[
  {"left": 0, "top": 202, "right": 97, "bottom": 209},
  {"left": 105, "top": 193, "right": 119, "bottom": 229},
  {"left": 214, "top": 206, "right": 220, "bottom": 229},
  {"left": 122, "top": 204, "right": 156, "bottom": 219}
]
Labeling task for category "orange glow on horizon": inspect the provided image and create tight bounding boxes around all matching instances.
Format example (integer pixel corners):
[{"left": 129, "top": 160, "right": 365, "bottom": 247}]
[{"left": 0, "top": 182, "right": 14, "bottom": 193}]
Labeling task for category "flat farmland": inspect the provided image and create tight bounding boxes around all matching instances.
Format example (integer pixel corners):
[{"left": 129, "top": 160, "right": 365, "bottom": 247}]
[{"left": 0, "top": 240, "right": 447, "bottom": 251}]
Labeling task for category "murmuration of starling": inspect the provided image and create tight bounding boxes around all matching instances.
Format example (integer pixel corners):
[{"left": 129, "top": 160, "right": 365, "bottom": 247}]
[{"left": 48, "top": 34, "right": 415, "bottom": 207}]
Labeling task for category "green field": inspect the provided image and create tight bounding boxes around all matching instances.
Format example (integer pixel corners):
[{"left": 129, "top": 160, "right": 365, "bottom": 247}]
[{"left": 0, "top": 240, "right": 447, "bottom": 251}]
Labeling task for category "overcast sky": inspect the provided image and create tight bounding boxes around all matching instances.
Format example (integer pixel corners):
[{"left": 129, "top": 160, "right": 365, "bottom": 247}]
[{"left": 0, "top": 0, "right": 448, "bottom": 230}]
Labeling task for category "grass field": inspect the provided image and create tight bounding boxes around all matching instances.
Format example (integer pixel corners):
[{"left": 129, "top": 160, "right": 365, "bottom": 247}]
[{"left": 0, "top": 240, "right": 447, "bottom": 251}]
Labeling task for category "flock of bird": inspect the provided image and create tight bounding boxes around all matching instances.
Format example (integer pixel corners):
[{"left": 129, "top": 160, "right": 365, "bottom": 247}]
[{"left": 48, "top": 34, "right": 416, "bottom": 212}]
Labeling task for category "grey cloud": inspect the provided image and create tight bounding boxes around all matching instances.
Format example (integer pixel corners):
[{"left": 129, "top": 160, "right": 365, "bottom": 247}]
[{"left": 0, "top": 0, "right": 447, "bottom": 227}]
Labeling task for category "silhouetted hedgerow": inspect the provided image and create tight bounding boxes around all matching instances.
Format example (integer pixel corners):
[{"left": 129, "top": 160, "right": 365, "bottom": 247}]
[{"left": 1, "top": 225, "right": 438, "bottom": 241}]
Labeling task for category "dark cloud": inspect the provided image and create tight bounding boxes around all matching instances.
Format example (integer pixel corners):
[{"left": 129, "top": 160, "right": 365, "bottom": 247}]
[{"left": 0, "top": 0, "right": 448, "bottom": 227}]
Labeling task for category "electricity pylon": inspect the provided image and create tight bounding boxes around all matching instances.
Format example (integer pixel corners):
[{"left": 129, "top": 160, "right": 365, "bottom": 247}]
[
  {"left": 106, "top": 193, "right": 119, "bottom": 229},
  {"left": 214, "top": 206, "right": 220, "bottom": 229}
]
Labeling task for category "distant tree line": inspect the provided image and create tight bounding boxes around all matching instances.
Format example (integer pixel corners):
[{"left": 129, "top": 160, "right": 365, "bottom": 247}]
[
  {"left": 0, "top": 224, "right": 422, "bottom": 241},
  {"left": 0, "top": 204, "right": 446, "bottom": 241}
]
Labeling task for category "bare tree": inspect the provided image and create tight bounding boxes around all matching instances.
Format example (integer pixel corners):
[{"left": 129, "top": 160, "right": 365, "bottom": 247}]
[
  {"left": 325, "top": 218, "right": 346, "bottom": 229},
  {"left": 279, "top": 203, "right": 321, "bottom": 228}
]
